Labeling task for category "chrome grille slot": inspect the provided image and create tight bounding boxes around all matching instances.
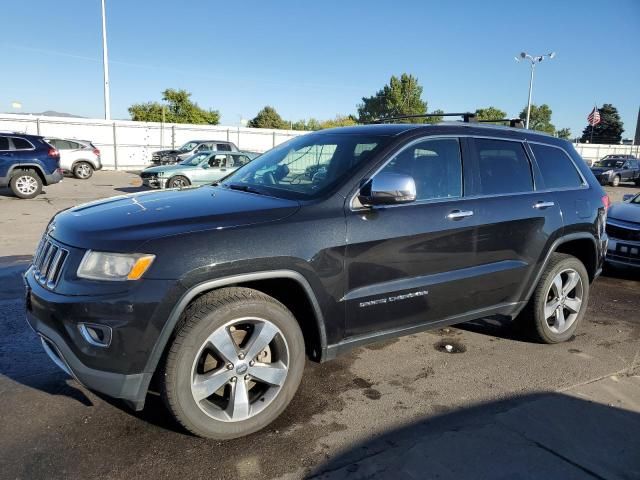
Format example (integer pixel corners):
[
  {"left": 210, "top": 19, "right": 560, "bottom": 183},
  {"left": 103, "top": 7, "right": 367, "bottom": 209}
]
[{"left": 32, "top": 236, "right": 69, "bottom": 289}]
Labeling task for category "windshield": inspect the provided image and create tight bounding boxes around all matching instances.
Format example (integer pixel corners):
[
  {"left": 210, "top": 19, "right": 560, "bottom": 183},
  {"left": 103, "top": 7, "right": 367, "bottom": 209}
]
[
  {"left": 180, "top": 153, "right": 210, "bottom": 166},
  {"left": 220, "top": 133, "right": 391, "bottom": 199},
  {"left": 630, "top": 194, "right": 640, "bottom": 204},
  {"left": 178, "top": 142, "right": 198, "bottom": 153},
  {"left": 594, "top": 159, "right": 624, "bottom": 168}
]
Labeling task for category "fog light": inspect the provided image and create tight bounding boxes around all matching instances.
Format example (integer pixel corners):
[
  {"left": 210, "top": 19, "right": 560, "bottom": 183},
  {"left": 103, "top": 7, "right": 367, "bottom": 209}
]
[{"left": 78, "top": 323, "right": 112, "bottom": 348}]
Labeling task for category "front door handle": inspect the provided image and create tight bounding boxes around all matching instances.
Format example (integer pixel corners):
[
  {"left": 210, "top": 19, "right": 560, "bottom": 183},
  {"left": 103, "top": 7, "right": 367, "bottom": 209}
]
[
  {"left": 447, "top": 209, "right": 474, "bottom": 220},
  {"left": 533, "top": 201, "right": 555, "bottom": 209}
]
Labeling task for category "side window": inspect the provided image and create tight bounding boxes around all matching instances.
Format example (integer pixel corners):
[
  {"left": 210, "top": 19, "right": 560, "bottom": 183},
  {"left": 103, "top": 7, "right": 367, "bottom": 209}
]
[
  {"left": 209, "top": 155, "right": 226, "bottom": 167},
  {"left": 217, "top": 143, "right": 231, "bottom": 152},
  {"left": 66, "top": 141, "right": 80, "bottom": 150},
  {"left": 11, "top": 137, "right": 33, "bottom": 150},
  {"left": 530, "top": 144, "right": 584, "bottom": 189},
  {"left": 234, "top": 155, "right": 250, "bottom": 167},
  {"left": 379, "top": 138, "right": 462, "bottom": 201},
  {"left": 0, "top": 137, "right": 10, "bottom": 150},
  {"left": 475, "top": 139, "right": 532, "bottom": 195}
]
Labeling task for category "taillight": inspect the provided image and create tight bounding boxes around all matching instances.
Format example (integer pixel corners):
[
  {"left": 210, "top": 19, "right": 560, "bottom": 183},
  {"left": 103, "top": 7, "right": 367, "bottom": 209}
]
[
  {"left": 602, "top": 195, "right": 610, "bottom": 210},
  {"left": 48, "top": 148, "right": 60, "bottom": 158},
  {"left": 93, "top": 148, "right": 100, "bottom": 156}
]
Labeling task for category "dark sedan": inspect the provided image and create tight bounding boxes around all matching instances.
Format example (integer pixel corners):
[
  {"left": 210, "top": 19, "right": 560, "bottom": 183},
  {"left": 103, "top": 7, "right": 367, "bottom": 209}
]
[
  {"left": 606, "top": 193, "right": 640, "bottom": 267},
  {"left": 590, "top": 157, "right": 640, "bottom": 187}
]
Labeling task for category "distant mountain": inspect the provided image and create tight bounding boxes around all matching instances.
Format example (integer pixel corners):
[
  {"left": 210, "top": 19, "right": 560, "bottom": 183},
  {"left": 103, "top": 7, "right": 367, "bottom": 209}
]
[{"left": 2, "top": 110, "right": 85, "bottom": 118}]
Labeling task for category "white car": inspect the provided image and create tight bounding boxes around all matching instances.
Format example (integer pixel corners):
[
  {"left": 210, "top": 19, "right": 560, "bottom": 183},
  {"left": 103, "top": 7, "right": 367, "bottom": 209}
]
[{"left": 45, "top": 138, "right": 102, "bottom": 179}]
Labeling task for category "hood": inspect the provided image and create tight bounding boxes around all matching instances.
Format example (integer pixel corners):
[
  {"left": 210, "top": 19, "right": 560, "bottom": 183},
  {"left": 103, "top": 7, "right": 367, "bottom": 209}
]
[
  {"left": 142, "top": 164, "right": 196, "bottom": 174},
  {"left": 49, "top": 186, "right": 300, "bottom": 251},
  {"left": 590, "top": 167, "right": 614, "bottom": 174},
  {"left": 154, "top": 149, "right": 179, "bottom": 156},
  {"left": 608, "top": 202, "right": 640, "bottom": 224}
]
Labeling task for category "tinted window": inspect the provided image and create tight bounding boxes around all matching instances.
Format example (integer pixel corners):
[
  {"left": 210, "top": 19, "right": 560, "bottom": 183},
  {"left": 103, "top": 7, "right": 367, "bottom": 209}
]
[
  {"left": 475, "top": 139, "right": 532, "bottom": 194},
  {"left": 530, "top": 144, "right": 583, "bottom": 189},
  {"left": 217, "top": 143, "right": 232, "bottom": 151},
  {"left": 380, "top": 138, "right": 462, "bottom": 201},
  {"left": 11, "top": 137, "right": 33, "bottom": 150},
  {"left": 0, "top": 137, "right": 9, "bottom": 150},
  {"left": 231, "top": 155, "right": 250, "bottom": 167}
]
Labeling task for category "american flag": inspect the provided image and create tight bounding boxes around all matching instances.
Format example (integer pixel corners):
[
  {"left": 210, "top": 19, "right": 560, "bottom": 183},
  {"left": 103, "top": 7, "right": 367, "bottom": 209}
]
[{"left": 588, "top": 107, "right": 601, "bottom": 126}]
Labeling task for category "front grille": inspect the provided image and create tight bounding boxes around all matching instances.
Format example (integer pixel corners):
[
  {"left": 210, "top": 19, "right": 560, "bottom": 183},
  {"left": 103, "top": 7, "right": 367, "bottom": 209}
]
[
  {"left": 606, "top": 223, "right": 640, "bottom": 242},
  {"left": 32, "top": 236, "right": 69, "bottom": 289},
  {"left": 151, "top": 153, "right": 161, "bottom": 161},
  {"left": 139, "top": 172, "right": 156, "bottom": 179}
]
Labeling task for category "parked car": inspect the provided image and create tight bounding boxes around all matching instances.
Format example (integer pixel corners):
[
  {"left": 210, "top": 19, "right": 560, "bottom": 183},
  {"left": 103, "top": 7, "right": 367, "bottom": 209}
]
[
  {"left": 25, "top": 121, "right": 608, "bottom": 440},
  {"left": 151, "top": 140, "right": 239, "bottom": 166},
  {"left": 46, "top": 137, "right": 102, "bottom": 179},
  {"left": 605, "top": 193, "right": 640, "bottom": 268},
  {"left": 590, "top": 156, "right": 640, "bottom": 186},
  {"left": 0, "top": 132, "right": 62, "bottom": 198},
  {"left": 140, "top": 151, "right": 254, "bottom": 188}
]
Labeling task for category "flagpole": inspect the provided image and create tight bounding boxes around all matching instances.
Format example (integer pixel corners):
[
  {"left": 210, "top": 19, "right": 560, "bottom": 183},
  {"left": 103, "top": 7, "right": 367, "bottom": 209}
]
[{"left": 589, "top": 104, "right": 596, "bottom": 144}]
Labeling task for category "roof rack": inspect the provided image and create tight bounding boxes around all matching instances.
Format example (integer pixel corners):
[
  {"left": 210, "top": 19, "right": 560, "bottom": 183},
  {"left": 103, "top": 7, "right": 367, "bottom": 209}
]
[{"left": 368, "top": 113, "right": 526, "bottom": 129}]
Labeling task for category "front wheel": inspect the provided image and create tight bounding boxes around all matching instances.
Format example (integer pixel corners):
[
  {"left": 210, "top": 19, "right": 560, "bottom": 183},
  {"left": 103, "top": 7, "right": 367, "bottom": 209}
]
[
  {"left": 610, "top": 175, "right": 621, "bottom": 187},
  {"left": 519, "top": 253, "right": 589, "bottom": 343},
  {"left": 167, "top": 175, "right": 190, "bottom": 188},
  {"left": 161, "top": 287, "right": 305, "bottom": 439},
  {"left": 10, "top": 170, "right": 43, "bottom": 199}
]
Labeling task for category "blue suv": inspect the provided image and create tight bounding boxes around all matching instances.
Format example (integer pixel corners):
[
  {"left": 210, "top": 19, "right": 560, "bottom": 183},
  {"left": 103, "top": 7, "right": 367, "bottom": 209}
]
[{"left": 0, "top": 133, "right": 63, "bottom": 198}]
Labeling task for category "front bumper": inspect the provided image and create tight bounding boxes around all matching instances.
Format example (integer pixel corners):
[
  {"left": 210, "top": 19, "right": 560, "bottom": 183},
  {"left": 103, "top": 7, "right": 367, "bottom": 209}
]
[
  {"left": 141, "top": 176, "right": 165, "bottom": 189},
  {"left": 606, "top": 237, "right": 640, "bottom": 267}
]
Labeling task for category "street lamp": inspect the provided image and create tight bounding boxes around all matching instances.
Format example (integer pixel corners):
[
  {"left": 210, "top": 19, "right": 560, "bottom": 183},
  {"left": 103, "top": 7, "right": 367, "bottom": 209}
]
[
  {"left": 100, "top": 0, "right": 111, "bottom": 120},
  {"left": 515, "top": 51, "right": 555, "bottom": 129}
]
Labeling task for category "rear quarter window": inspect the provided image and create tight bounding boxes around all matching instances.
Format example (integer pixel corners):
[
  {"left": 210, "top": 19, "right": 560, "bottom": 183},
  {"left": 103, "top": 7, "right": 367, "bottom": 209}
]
[
  {"left": 11, "top": 137, "right": 33, "bottom": 150},
  {"left": 530, "top": 143, "right": 584, "bottom": 189}
]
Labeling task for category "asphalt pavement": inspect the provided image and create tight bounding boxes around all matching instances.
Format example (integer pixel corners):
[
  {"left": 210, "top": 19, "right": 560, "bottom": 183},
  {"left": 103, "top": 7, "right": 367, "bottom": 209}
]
[{"left": 0, "top": 172, "right": 638, "bottom": 480}]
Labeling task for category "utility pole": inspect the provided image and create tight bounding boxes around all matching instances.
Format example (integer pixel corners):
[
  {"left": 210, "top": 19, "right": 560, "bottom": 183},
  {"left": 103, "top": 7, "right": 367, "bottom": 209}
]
[{"left": 101, "top": 0, "right": 111, "bottom": 120}]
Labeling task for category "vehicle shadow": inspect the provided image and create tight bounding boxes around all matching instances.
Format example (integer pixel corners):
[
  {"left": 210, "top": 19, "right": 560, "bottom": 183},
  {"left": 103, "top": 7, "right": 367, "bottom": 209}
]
[
  {"left": 114, "top": 186, "right": 151, "bottom": 194},
  {"left": 602, "top": 263, "right": 640, "bottom": 281},
  {"left": 308, "top": 392, "right": 640, "bottom": 479},
  {"left": 457, "top": 314, "right": 529, "bottom": 342},
  {"left": 0, "top": 256, "right": 94, "bottom": 407}
]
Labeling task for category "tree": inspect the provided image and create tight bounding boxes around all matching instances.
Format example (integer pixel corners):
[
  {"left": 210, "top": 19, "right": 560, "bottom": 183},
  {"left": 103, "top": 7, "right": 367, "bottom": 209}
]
[
  {"left": 580, "top": 104, "right": 624, "bottom": 144},
  {"left": 556, "top": 128, "right": 571, "bottom": 140},
  {"left": 519, "top": 104, "right": 555, "bottom": 134},
  {"left": 317, "top": 115, "right": 358, "bottom": 129},
  {"left": 474, "top": 107, "right": 507, "bottom": 123},
  {"left": 357, "top": 74, "right": 428, "bottom": 122},
  {"left": 128, "top": 89, "right": 220, "bottom": 124},
  {"left": 247, "top": 106, "right": 288, "bottom": 129}
]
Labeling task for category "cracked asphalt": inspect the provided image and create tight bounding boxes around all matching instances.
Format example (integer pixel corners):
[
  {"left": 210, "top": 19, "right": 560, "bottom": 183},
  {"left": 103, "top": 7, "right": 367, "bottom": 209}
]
[{"left": 1, "top": 172, "right": 638, "bottom": 479}]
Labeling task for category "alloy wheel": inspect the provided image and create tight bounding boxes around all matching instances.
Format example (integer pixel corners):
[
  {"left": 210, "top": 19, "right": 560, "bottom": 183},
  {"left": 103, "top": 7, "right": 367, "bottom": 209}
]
[
  {"left": 76, "top": 163, "right": 92, "bottom": 178},
  {"left": 15, "top": 176, "right": 38, "bottom": 195},
  {"left": 544, "top": 268, "right": 583, "bottom": 334},
  {"left": 190, "top": 317, "right": 289, "bottom": 422}
]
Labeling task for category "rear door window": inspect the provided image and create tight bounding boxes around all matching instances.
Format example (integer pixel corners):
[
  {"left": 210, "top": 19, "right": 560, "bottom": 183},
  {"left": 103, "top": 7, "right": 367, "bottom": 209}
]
[
  {"left": 0, "top": 137, "right": 10, "bottom": 150},
  {"left": 11, "top": 137, "right": 33, "bottom": 150},
  {"left": 530, "top": 143, "right": 584, "bottom": 189},
  {"left": 474, "top": 139, "right": 533, "bottom": 195},
  {"left": 217, "top": 143, "right": 232, "bottom": 152}
]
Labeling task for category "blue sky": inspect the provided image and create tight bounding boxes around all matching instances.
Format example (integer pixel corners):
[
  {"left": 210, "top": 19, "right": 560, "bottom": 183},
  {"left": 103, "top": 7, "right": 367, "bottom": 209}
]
[{"left": 1, "top": 0, "right": 638, "bottom": 138}]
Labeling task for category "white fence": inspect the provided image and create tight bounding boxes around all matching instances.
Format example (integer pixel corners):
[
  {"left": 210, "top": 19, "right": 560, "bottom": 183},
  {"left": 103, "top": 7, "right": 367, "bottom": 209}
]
[
  {"left": 1, "top": 113, "right": 638, "bottom": 169},
  {"left": 0, "top": 113, "right": 304, "bottom": 170}
]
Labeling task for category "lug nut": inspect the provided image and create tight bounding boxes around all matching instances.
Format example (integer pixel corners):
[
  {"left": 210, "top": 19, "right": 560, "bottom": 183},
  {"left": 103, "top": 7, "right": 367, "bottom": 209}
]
[
  {"left": 230, "top": 376, "right": 237, "bottom": 383},
  {"left": 244, "top": 375, "right": 250, "bottom": 380},
  {"left": 238, "top": 353, "right": 245, "bottom": 360},
  {"left": 249, "top": 360, "right": 255, "bottom": 366},
  {"left": 226, "top": 363, "right": 234, "bottom": 370}
]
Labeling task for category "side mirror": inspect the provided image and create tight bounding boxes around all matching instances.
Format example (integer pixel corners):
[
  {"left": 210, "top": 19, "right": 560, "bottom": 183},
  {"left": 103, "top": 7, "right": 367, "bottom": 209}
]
[
  {"left": 358, "top": 172, "right": 416, "bottom": 206},
  {"left": 622, "top": 194, "right": 634, "bottom": 202},
  {"left": 202, "top": 164, "right": 210, "bottom": 169}
]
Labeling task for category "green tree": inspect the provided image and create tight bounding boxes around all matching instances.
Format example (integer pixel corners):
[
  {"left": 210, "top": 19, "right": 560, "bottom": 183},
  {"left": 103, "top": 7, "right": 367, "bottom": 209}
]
[
  {"left": 357, "top": 73, "right": 428, "bottom": 122},
  {"left": 247, "top": 106, "right": 288, "bottom": 129},
  {"left": 128, "top": 89, "right": 220, "bottom": 124},
  {"left": 557, "top": 127, "right": 571, "bottom": 140},
  {"left": 474, "top": 107, "right": 507, "bottom": 123},
  {"left": 520, "top": 104, "right": 555, "bottom": 134},
  {"left": 580, "top": 104, "right": 624, "bottom": 144},
  {"left": 317, "top": 115, "right": 358, "bottom": 129}
]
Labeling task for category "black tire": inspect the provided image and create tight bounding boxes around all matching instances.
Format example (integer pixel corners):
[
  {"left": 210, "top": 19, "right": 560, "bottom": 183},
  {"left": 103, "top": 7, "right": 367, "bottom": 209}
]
[
  {"left": 610, "top": 175, "right": 620, "bottom": 187},
  {"left": 161, "top": 287, "right": 305, "bottom": 439},
  {"left": 167, "top": 175, "right": 190, "bottom": 188},
  {"left": 9, "top": 170, "right": 43, "bottom": 199},
  {"left": 518, "top": 253, "right": 590, "bottom": 344},
  {"left": 72, "top": 161, "right": 94, "bottom": 179}
]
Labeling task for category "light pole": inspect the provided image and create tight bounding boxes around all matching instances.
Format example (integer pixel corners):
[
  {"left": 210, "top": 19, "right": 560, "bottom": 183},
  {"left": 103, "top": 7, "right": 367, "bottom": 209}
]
[
  {"left": 100, "top": 0, "right": 111, "bottom": 120},
  {"left": 515, "top": 52, "right": 555, "bottom": 129}
]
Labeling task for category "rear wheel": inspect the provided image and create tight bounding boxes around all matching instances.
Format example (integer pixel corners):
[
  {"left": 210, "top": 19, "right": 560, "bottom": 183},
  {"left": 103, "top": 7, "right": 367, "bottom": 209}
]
[
  {"left": 167, "top": 175, "right": 190, "bottom": 188},
  {"left": 10, "top": 170, "right": 43, "bottom": 199},
  {"left": 610, "top": 175, "right": 620, "bottom": 187},
  {"left": 519, "top": 253, "right": 589, "bottom": 343},
  {"left": 161, "top": 287, "right": 305, "bottom": 439},
  {"left": 73, "top": 161, "right": 94, "bottom": 179}
]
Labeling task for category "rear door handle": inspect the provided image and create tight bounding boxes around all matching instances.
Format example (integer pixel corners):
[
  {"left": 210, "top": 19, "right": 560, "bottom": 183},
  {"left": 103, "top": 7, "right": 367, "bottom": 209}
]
[
  {"left": 533, "top": 201, "right": 555, "bottom": 209},
  {"left": 447, "top": 209, "right": 474, "bottom": 220}
]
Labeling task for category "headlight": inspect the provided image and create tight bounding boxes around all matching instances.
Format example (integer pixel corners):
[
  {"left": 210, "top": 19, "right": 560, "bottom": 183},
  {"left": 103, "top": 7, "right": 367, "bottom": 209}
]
[{"left": 77, "top": 251, "right": 155, "bottom": 281}]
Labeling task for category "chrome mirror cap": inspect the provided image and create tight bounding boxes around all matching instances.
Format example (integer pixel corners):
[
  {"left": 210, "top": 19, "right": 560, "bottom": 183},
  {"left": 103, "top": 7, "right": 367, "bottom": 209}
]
[{"left": 359, "top": 172, "right": 417, "bottom": 206}]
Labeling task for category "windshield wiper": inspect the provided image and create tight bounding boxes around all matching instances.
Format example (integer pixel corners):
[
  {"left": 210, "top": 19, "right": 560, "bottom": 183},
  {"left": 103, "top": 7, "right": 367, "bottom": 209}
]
[{"left": 225, "top": 183, "right": 271, "bottom": 196}]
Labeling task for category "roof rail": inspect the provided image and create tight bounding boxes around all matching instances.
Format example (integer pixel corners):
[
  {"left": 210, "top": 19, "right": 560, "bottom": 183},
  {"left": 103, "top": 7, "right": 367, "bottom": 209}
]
[
  {"left": 477, "top": 118, "right": 525, "bottom": 128},
  {"left": 368, "top": 112, "right": 477, "bottom": 124}
]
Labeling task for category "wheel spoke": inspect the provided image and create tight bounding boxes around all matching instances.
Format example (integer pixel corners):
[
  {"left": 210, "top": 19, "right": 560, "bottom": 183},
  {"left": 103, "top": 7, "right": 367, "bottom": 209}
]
[
  {"left": 564, "top": 297, "right": 582, "bottom": 314},
  {"left": 207, "top": 327, "right": 239, "bottom": 363},
  {"left": 552, "top": 275, "right": 563, "bottom": 297},
  {"left": 554, "top": 307, "right": 566, "bottom": 332},
  {"left": 249, "top": 361, "right": 287, "bottom": 386},
  {"left": 563, "top": 271, "right": 580, "bottom": 296},
  {"left": 192, "top": 369, "right": 233, "bottom": 402},
  {"left": 545, "top": 299, "right": 561, "bottom": 319},
  {"left": 244, "top": 322, "right": 278, "bottom": 360},
  {"left": 226, "top": 379, "right": 250, "bottom": 420}
]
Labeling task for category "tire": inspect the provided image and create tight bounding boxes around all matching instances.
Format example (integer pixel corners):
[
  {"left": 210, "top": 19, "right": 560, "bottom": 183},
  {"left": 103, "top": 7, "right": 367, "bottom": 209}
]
[
  {"left": 519, "top": 253, "right": 590, "bottom": 344},
  {"left": 72, "top": 161, "right": 94, "bottom": 179},
  {"left": 610, "top": 175, "right": 620, "bottom": 187},
  {"left": 167, "top": 175, "right": 190, "bottom": 188},
  {"left": 9, "top": 170, "right": 43, "bottom": 199},
  {"left": 161, "top": 287, "right": 305, "bottom": 439}
]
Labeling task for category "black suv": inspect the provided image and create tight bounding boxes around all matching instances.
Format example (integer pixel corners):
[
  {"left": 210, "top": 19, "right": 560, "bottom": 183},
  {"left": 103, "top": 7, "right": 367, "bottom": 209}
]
[
  {"left": 0, "top": 133, "right": 63, "bottom": 198},
  {"left": 25, "top": 122, "right": 608, "bottom": 439},
  {"left": 590, "top": 156, "right": 640, "bottom": 186}
]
